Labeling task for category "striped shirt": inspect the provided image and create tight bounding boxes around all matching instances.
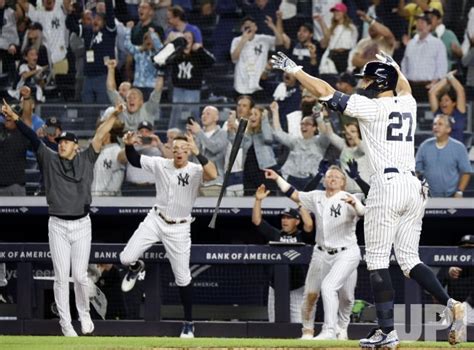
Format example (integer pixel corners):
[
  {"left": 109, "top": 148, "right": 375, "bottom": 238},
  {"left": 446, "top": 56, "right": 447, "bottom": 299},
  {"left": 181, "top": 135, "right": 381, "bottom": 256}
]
[
  {"left": 401, "top": 34, "right": 447, "bottom": 81},
  {"left": 299, "top": 190, "right": 361, "bottom": 249},
  {"left": 140, "top": 156, "right": 203, "bottom": 220},
  {"left": 344, "top": 94, "right": 417, "bottom": 177}
]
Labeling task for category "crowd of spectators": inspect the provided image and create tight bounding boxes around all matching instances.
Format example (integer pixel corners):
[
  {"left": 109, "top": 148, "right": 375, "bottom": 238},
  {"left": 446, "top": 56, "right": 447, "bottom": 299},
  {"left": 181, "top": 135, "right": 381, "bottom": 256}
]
[{"left": 0, "top": 0, "right": 473, "bottom": 198}]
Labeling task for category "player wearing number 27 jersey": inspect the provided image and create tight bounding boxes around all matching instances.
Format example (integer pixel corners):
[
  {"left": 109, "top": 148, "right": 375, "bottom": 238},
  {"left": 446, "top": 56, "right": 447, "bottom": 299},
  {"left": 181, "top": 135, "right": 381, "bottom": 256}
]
[{"left": 271, "top": 50, "right": 466, "bottom": 348}]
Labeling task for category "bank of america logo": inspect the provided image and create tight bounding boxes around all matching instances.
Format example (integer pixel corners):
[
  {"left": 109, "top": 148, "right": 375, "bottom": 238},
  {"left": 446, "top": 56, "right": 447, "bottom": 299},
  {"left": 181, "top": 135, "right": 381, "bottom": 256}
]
[{"left": 284, "top": 250, "right": 301, "bottom": 261}]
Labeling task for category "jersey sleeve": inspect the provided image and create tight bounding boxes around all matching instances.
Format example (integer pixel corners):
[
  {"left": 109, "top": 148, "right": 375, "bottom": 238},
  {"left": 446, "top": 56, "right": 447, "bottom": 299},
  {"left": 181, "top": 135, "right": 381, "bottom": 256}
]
[
  {"left": 344, "top": 94, "right": 379, "bottom": 122},
  {"left": 298, "top": 191, "right": 320, "bottom": 213},
  {"left": 140, "top": 154, "right": 162, "bottom": 174},
  {"left": 85, "top": 143, "right": 100, "bottom": 163}
]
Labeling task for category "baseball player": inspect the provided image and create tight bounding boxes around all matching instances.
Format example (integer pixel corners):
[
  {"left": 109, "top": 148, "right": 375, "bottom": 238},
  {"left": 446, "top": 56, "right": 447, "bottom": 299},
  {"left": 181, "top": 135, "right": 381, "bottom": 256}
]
[
  {"left": 271, "top": 50, "right": 466, "bottom": 347},
  {"left": 252, "top": 184, "right": 314, "bottom": 323},
  {"left": 265, "top": 166, "right": 362, "bottom": 340},
  {"left": 1, "top": 100, "right": 124, "bottom": 337},
  {"left": 119, "top": 131, "right": 217, "bottom": 338}
]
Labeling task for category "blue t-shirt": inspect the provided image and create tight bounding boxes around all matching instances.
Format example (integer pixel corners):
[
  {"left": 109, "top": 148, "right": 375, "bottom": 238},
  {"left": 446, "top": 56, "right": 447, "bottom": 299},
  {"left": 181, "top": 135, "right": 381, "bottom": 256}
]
[
  {"left": 415, "top": 137, "right": 472, "bottom": 197},
  {"left": 435, "top": 107, "right": 467, "bottom": 145}
]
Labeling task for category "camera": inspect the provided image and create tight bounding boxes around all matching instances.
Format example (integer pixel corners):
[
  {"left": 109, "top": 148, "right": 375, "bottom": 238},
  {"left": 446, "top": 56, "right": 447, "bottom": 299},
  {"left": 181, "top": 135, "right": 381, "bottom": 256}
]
[
  {"left": 141, "top": 136, "right": 152, "bottom": 145},
  {"left": 187, "top": 116, "right": 196, "bottom": 125}
]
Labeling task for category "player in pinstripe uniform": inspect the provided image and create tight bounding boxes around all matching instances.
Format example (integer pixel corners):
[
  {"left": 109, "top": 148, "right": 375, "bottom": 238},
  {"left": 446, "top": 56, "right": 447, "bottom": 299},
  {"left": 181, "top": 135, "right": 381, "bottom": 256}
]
[
  {"left": 271, "top": 51, "right": 467, "bottom": 347},
  {"left": 120, "top": 131, "right": 217, "bottom": 338},
  {"left": 265, "top": 166, "right": 363, "bottom": 341},
  {"left": 1, "top": 100, "right": 124, "bottom": 337}
]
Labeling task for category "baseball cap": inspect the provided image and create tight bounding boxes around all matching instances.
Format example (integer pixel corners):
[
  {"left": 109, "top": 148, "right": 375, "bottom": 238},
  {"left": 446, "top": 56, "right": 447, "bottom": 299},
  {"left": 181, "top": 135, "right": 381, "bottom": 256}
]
[
  {"left": 459, "top": 235, "right": 474, "bottom": 247},
  {"left": 426, "top": 8, "right": 442, "bottom": 18},
  {"left": 137, "top": 121, "right": 153, "bottom": 131},
  {"left": 330, "top": 3, "right": 348, "bottom": 13},
  {"left": 46, "top": 117, "right": 61, "bottom": 129},
  {"left": 338, "top": 72, "right": 357, "bottom": 87},
  {"left": 415, "top": 12, "right": 431, "bottom": 23},
  {"left": 29, "top": 22, "right": 43, "bottom": 31},
  {"left": 281, "top": 208, "right": 301, "bottom": 220},
  {"left": 55, "top": 131, "right": 78, "bottom": 144}
]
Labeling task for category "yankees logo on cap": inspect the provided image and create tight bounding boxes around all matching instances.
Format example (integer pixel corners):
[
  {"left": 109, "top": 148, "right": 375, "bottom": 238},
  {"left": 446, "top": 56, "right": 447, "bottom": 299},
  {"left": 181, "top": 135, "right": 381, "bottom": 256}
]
[{"left": 55, "top": 131, "right": 78, "bottom": 144}]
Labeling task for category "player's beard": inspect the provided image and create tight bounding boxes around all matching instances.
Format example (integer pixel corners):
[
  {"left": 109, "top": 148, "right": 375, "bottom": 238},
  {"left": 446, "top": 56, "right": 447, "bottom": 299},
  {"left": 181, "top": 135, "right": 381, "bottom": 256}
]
[{"left": 356, "top": 87, "right": 379, "bottom": 99}]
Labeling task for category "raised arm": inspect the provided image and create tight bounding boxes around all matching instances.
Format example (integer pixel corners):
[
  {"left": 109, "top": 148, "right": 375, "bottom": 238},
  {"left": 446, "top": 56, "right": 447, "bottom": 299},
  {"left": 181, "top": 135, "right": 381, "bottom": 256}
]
[
  {"left": 428, "top": 77, "right": 448, "bottom": 112},
  {"left": 91, "top": 104, "right": 124, "bottom": 152},
  {"left": 299, "top": 205, "right": 314, "bottom": 234},
  {"left": 264, "top": 168, "right": 300, "bottom": 203},
  {"left": 2, "top": 99, "right": 41, "bottom": 151},
  {"left": 106, "top": 59, "right": 118, "bottom": 93},
  {"left": 104, "top": 0, "right": 116, "bottom": 31},
  {"left": 446, "top": 71, "right": 466, "bottom": 114},
  {"left": 376, "top": 51, "right": 411, "bottom": 96},
  {"left": 186, "top": 132, "right": 217, "bottom": 182},
  {"left": 313, "top": 14, "right": 330, "bottom": 49},
  {"left": 275, "top": 11, "right": 291, "bottom": 49},
  {"left": 252, "top": 184, "right": 270, "bottom": 226},
  {"left": 231, "top": 31, "right": 252, "bottom": 63},
  {"left": 271, "top": 52, "right": 335, "bottom": 98}
]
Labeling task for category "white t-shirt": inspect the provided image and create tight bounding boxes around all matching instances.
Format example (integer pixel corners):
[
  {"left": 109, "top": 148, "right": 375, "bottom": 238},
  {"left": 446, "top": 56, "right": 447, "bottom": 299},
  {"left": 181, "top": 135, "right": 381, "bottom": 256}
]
[
  {"left": 140, "top": 156, "right": 203, "bottom": 219},
  {"left": 299, "top": 190, "right": 360, "bottom": 249},
  {"left": 231, "top": 34, "right": 276, "bottom": 94},
  {"left": 92, "top": 143, "right": 125, "bottom": 196},
  {"left": 28, "top": 2, "right": 68, "bottom": 64},
  {"left": 344, "top": 94, "right": 417, "bottom": 177}
]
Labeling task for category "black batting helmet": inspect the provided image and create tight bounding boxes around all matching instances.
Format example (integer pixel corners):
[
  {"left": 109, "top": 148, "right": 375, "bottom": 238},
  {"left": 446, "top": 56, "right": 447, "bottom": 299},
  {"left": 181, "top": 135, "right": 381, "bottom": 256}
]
[{"left": 355, "top": 61, "right": 398, "bottom": 93}]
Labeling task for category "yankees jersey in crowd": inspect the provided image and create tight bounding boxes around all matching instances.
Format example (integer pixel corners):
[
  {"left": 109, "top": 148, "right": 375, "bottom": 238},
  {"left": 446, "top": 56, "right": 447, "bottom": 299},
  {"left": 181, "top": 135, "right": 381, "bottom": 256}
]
[
  {"left": 344, "top": 94, "right": 417, "bottom": 176},
  {"left": 28, "top": 1, "right": 68, "bottom": 64},
  {"left": 169, "top": 47, "right": 216, "bottom": 90},
  {"left": 91, "top": 143, "right": 125, "bottom": 196},
  {"left": 140, "top": 156, "right": 203, "bottom": 219},
  {"left": 231, "top": 34, "right": 276, "bottom": 94},
  {"left": 299, "top": 190, "right": 361, "bottom": 249}
]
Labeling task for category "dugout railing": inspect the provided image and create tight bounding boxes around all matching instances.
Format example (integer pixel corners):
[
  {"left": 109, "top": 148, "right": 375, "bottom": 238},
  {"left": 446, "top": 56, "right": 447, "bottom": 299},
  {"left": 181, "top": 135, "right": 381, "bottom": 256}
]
[{"left": 0, "top": 243, "right": 472, "bottom": 339}]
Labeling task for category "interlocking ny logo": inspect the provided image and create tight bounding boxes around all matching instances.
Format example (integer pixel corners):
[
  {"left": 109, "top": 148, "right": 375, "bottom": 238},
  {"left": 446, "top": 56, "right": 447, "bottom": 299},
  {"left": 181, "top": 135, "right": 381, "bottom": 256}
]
[
  {"left": 283, "top": 250, "right": 301, "bottom": 261},
  {"left": 177, "top": 61, "right": 193, "bottom": 79},
  {"left": 330, "top": 203, "right": 342, "bottom": 218},
  {"left": 254, "top": 44, "right": 263, "bottom": 55},
  {"left": 177, "top": 173, "right": 190, "bottom": 186},
  {"left": 103, "top": 159, "right": 112, "bottom": 169},
  {"left": 51, "top": 17, "right": 60, "bottom": 29}
]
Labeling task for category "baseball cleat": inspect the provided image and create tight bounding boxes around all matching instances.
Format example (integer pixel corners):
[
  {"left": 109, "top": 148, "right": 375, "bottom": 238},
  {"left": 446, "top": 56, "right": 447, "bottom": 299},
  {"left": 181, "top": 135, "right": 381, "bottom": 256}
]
[
  {"left": 61, "top": 325, "right": 78, "bottom": 337},
  {"left": 313, "top": 329, "right": 337, "bottom": 340},
  {"left": 80, "top": 315, "right": 95, "bottom": 335},
  {"left": 180, "top": 321, "right": 194, "bottom": 338},
  {"left": 336, "top": 325, "right": 348, "bottom": 340},
  {"left": 448, "top": 299, "right": 467, "bottom": 345},
  {"left": 300, "top": 327, "right": 314, "bottom": 340},
  {"left": 359, "top": 328, "right": 399, "bottom": 349},
  {"left": 121, "top": 259, "right": 145, "bottom": 292}
]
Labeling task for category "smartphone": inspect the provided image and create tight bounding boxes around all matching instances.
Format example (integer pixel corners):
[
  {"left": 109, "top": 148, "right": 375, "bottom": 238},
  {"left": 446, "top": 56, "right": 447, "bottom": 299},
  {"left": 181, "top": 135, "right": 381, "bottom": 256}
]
[
  {"left": 187, "top": 116, "right": 196, "bottom": 125},
  {"left": 141, "top": 136, "right": 152, "bottom": 145},
  {"left": 103, "top": 56, "right": 110, "bottom": 65}
]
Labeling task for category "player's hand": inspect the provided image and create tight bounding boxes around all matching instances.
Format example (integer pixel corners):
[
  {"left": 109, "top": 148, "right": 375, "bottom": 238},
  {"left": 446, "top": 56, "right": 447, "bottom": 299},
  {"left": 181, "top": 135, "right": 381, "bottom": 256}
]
[
  {"left": 317, "top": 159, "right": 330, "bottom": 176},
  {"left": 448, "top": 267, "right": 462, "bottom": 279},
  {"left": 255, "top": 184, "right": 270, "bottom": 200},
  {"left": 375, "top": 50, "right": 400, "bottom": 70},
  {"left": 271, "top": 51, "right": 302, "bottom": 74},
  {"left": 185, "top": 132, "right": 199, "bottom": 155},
  {"left": 342, "top": 194, "right": 357, "bottom": 207},
  {"left": 263, "top": 168, "right": 279, "bottom": 180},
  {"left": 345, "top": 158, "right": 360, "bottom": 179},
  {"left": 123, "top": 131, "right": 138, "bottom": 145},
  {"left": 1, "top": 99, "right": 19, "bottom": 121}
]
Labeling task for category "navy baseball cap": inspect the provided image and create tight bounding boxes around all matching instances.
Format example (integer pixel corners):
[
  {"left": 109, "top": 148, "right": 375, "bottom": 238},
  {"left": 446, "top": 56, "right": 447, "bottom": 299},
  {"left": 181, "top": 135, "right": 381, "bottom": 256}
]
[
  {"left": 281, "top": 208, "right": 300, "bottom": 220},
  {"left": 137, "top": 121, "right": 153, "bottom": 131},
  {"left": 459, "top": 235, "right": 474, "bottom": 247},
  {"left": 46, "top": 117, "right": 61, "bottom": 129},
  {"left": 55, "top": 131, "right": 78, "bottom": 144}
]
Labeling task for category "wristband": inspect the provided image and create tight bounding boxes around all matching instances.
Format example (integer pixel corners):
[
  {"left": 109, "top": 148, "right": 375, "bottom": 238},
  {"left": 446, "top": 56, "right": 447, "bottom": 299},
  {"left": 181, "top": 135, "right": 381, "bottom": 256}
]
[
  {"left": 196, "top": 153, "right": 209, "bottom": 166},
  {"left": 285, "top": 186, "right": 296, "bottom": 198},
  {"left": 276, "top": 176, "right": 291, "bottom": 193}
]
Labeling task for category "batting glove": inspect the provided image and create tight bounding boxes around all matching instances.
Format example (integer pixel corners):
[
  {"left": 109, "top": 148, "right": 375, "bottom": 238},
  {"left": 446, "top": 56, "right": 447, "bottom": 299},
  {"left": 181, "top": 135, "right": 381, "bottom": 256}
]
[
  {"left": 271, "top": 51, "right": 302, "bottom": 74},
  {"left": 375, "top": 50, "right": 400, "bottom": 70},
  {"left": 345, "top": 159, "right": 360, "bottom": 180}
]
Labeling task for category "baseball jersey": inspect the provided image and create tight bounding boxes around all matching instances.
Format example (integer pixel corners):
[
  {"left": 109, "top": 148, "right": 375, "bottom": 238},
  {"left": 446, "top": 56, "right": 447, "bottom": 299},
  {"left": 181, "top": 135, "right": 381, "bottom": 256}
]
[
  {"left": 140, "top": 156, "right": 203, "bottom": 219},
  {"left": 91, "top": 143, "right": 125, "bottom": 196},
  {"left": 344, "top": 94, "right": 417, "bottom": 177},
  {"left": 299, "top": 190, "right": 360, "bottom": 249},
  {"left": 28, "top": 2, "right": 68, "bottom": 64}
]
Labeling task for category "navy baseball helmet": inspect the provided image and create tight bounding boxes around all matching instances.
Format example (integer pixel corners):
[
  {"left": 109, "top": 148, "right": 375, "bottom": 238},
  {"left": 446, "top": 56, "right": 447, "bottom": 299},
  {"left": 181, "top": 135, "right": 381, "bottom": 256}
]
[{"left": 355, "top": 61, "right": 398, "bottom": 93}]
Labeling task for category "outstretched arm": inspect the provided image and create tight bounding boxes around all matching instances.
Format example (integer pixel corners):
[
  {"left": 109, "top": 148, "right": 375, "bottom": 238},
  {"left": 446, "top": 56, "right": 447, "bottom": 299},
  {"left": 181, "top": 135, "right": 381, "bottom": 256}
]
[
  {"left": 376, "top": 51, "right": 411, "bottom": 96},
  {"left": 264, "top": 168, "right": 300, "bottom": 203},
  {"left": 91, "top": 104, "right": 124, "bottom": 152},
  {"left": 2, "top": 99, "right": 41, "bottom": 151},
  {"left": 186, "top": 132, "right": 217, "bottom": 182},
  {"left": 446, "top": 71, "right": 466, "bottom": 113},
  {"left": 252, "top": 184, "right": 270, "bottom": 226},
  {"left": 345, "top": 159, "right": 370, "bottom": 197},
  {"left": 271, "top": 52, "right": 335, "bottom": 98}
]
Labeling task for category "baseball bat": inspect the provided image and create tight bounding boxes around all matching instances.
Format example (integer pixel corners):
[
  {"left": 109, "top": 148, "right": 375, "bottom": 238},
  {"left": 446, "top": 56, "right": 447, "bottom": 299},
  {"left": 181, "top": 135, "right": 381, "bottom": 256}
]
[{"left": 208, "top": 118, "right": 248, "bottom": 229}]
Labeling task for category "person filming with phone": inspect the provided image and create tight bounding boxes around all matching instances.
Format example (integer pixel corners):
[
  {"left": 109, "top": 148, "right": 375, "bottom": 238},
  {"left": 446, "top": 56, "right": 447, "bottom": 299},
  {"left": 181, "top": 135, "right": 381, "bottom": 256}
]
[{"left": 120, "top": 121, "right": 168, "bottom": 195}]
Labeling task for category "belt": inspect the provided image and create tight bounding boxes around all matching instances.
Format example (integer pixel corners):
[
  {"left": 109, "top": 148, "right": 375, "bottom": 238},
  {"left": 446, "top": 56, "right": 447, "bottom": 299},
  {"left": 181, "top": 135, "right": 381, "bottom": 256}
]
[
  {"left": 317, "top": 245, "right": 346, "bottom": 255},
  {"left": 384, "top": 168, "right": 416, "bottom": 177},
  {"left": 157, "top": 211, "right": 187, "bottom": 225}
]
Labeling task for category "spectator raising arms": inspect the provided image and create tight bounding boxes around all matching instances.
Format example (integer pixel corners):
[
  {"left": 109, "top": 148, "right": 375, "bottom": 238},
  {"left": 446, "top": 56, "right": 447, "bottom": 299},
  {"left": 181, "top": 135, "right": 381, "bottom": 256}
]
[{"left": 428, "top": 70, "right": 467, "bottom": 144}]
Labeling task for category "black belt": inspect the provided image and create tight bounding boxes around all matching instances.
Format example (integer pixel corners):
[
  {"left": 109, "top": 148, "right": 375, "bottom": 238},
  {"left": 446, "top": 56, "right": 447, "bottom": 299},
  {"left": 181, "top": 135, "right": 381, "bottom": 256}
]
[
  {"left": 384, "top": 168, "right": 416, "bottom": 177},
  {"left": 317, "top": 245, "right": 346, "bottom": 255},
  {"left": 157, "top": 211, "right": 187, "bottom": 225}
]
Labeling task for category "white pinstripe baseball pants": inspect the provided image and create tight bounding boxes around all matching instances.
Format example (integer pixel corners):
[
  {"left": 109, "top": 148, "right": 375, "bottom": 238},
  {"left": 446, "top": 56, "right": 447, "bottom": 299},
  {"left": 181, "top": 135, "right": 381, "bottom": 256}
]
[
  {"left": 48, "top": 215, "right": 91, "bottom": 328},
  {"left": 364, "top": 172, "right": 426, "bottom": 276},
  {"left": 301, "top": 246, "right": 360, "bottom": 333},
  {"left": 268, "top": 286, "right": 304, "bottom": 323},
  {"left": 120, "top": 209, "right": 192, "bottom": 286}
]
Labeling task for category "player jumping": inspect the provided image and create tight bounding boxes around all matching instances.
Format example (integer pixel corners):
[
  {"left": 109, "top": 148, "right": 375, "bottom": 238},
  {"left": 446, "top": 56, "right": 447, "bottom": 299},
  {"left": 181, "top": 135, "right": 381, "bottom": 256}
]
[{"left": 271, "top": 51, "right": 466, "bottom": 348}]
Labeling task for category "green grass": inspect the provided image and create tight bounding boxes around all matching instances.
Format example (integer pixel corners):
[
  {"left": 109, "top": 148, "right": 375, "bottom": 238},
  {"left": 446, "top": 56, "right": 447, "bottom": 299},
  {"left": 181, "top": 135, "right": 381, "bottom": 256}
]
[{"left": 0, "top": 336, "right": 472, "bottom": 350}]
